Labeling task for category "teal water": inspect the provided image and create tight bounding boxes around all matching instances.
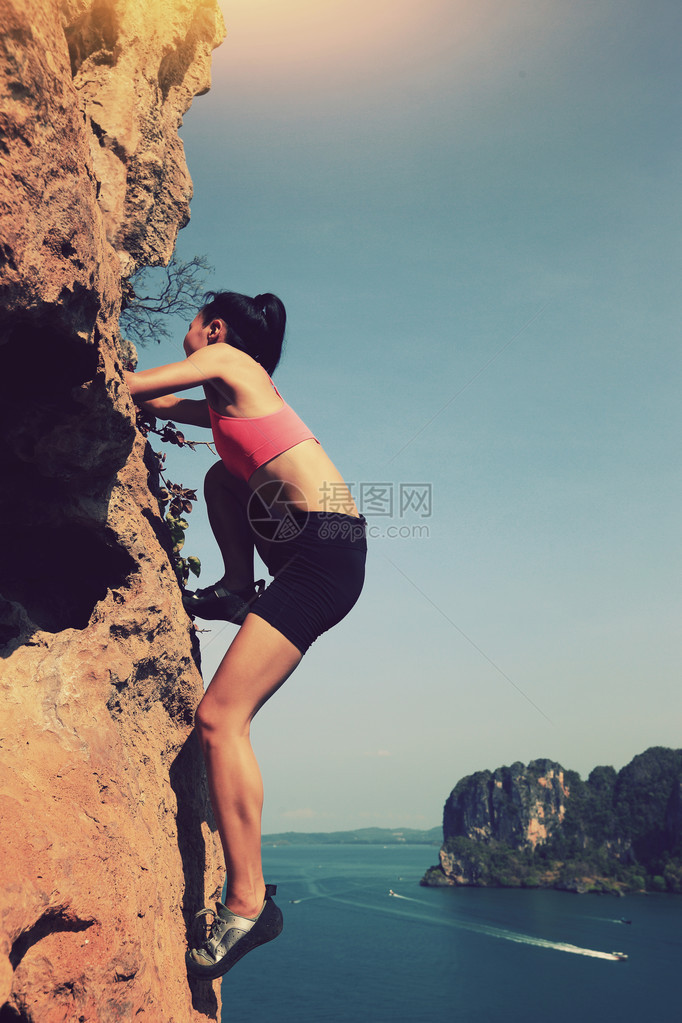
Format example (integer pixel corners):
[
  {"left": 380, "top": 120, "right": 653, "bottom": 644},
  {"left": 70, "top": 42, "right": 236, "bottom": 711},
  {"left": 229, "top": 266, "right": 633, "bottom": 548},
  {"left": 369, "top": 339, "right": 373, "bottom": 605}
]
[{"left": 221, "top": 845, "right": 680, "bottom": 1022}]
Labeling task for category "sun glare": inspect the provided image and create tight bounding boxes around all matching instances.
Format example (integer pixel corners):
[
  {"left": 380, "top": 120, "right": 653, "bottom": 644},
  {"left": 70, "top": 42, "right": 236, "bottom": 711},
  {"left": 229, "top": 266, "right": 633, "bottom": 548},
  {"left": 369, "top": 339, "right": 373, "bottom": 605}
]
[{"left": 216, "top": 0, "right": 483, "bottom": 86}]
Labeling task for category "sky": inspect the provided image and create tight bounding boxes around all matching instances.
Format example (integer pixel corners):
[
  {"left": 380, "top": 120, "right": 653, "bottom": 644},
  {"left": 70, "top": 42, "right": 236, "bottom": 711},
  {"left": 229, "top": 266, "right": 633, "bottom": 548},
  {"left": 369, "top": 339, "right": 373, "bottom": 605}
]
[{"left": 135, "top": 0, "right": 681, "bottom": 833}]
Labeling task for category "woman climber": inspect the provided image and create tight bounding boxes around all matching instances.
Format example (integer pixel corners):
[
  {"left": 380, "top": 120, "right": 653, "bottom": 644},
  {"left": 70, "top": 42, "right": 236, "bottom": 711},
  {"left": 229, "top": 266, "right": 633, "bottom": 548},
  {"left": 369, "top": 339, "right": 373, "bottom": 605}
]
[{"left": 124, "top": 291, "right": 366, "bottom": 979}]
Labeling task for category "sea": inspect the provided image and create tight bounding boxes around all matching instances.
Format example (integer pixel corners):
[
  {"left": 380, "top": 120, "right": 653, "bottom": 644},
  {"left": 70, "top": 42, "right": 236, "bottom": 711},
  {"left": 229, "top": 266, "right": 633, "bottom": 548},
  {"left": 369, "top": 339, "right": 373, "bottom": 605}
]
[{"left": 221, "top": 844, "right": 680, "bottom": 1023}]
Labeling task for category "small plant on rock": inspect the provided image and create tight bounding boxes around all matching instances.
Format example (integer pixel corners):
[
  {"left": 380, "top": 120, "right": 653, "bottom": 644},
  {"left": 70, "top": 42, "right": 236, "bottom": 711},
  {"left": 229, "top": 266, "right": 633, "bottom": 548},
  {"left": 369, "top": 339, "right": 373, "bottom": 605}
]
[{"left": 135, "top": 408, "right": 210, "bottom": 587}]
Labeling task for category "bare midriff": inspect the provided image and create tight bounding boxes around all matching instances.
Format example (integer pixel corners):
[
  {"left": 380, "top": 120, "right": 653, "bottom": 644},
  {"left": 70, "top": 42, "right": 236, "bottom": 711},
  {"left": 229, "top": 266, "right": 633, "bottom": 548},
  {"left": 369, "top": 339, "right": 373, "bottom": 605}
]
[{"left": 248, "top": 439, "right": 359, "bottom": 517}]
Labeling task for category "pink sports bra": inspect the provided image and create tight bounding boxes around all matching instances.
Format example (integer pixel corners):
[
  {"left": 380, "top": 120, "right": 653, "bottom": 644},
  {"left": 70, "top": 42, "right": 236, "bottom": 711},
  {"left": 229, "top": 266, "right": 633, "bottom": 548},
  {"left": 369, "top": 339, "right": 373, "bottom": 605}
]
[{"left": 208, "top": 380, "right": 319, "bottom": 483}]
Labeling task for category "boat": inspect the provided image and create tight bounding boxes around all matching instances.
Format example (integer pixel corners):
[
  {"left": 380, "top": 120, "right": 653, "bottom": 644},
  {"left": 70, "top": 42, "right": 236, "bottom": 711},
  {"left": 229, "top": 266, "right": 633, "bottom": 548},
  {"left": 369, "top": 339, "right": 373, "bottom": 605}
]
[{"left": 611, "top": 951, "right": 628, "bottom": 960}]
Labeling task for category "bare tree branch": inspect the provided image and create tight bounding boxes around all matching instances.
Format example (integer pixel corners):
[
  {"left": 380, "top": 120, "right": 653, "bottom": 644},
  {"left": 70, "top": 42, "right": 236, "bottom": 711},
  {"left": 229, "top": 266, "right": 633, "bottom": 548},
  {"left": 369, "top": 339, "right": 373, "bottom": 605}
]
[{"left": 120, "top": 253, "right": 212, "bottom": 346}]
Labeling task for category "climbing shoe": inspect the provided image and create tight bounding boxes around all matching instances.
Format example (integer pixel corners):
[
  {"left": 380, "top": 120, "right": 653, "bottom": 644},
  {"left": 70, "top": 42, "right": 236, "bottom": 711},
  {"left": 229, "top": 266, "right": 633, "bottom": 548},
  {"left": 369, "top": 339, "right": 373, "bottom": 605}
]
[
  {"left": 182, "top": 579, "right": 265, "bottom": 624},
  {"left": 186, "top": 884, "right": 283, "bottom": 980}
]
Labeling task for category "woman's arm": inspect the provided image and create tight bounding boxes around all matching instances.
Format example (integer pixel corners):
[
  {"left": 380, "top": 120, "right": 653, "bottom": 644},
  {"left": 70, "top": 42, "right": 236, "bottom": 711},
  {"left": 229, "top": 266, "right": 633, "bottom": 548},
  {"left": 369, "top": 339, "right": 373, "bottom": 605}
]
[
  {"left": 124, "top": 345, "right": 240, "bottom": 424},
  {"left": 124, "top": 347, "right": 219, "bottom": 401},
  {"left": 135, "top": 393, "right": 211, "bottom": 428}
]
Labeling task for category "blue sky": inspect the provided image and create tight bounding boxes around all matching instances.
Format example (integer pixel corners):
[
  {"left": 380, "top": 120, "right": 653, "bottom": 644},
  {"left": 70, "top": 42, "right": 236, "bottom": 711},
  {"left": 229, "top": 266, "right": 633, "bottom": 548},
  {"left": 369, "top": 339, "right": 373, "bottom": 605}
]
[{"left": 136, "top": 0, "right": 681, "bottom": 832}]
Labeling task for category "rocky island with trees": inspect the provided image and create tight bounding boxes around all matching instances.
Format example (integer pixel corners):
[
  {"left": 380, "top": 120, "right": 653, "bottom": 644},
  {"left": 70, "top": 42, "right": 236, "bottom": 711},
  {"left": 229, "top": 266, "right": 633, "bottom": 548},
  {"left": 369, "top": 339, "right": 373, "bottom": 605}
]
[{"left": 422, "top": 747, "right": 682, "bottom": 894}]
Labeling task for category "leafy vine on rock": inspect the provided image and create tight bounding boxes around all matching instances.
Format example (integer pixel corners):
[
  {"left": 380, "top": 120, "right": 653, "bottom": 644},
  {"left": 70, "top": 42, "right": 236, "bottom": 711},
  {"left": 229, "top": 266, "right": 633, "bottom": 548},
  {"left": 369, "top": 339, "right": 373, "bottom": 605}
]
[{"left": 135, "top": 407, "right": 213, "bottom": 587}]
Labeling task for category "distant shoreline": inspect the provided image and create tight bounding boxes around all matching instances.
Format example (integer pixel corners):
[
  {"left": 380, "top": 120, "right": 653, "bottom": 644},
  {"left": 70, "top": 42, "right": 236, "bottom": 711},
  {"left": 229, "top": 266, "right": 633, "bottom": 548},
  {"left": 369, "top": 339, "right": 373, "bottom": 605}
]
[{"left": 262, "top": 826, "right": 441, "bottom": 846}]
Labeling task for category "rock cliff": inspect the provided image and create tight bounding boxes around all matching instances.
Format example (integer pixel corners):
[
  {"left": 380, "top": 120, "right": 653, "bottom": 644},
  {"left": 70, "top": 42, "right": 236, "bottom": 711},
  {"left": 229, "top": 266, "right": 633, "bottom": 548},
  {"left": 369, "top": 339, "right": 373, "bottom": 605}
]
[
  {"left": 0, "top": 1, "right": 226, "bottom": 1019},
  {"left": 422, "top": 748, "right": 682, "bottom": 893},
  {"left": 443, "top": 759, "right": 570, "bottom": 850}
]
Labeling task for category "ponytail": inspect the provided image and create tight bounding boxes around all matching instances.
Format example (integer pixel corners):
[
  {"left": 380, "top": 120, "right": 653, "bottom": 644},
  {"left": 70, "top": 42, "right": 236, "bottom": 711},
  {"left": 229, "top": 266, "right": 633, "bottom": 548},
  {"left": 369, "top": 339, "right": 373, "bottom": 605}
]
[{"left": 200, "top": 290, "right": 286, "bottom": 375}]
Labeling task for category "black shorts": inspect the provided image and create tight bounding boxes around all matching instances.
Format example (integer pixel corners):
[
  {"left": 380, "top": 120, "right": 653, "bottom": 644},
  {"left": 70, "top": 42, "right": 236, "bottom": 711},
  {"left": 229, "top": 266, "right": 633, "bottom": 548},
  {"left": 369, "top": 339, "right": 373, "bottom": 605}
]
[{"left": 250, "top": 512, "right": 367, "bottom": 654}]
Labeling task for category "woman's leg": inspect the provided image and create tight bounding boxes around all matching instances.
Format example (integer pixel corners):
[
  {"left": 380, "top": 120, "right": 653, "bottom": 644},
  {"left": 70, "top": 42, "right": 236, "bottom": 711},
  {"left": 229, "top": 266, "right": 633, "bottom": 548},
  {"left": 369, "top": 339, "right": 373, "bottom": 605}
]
[
  {"left": 204, "top": 460, "right": 255, "bottom": 591},
  {"left": 203, "top": 460, "right": 276, "bottom": 588},
  {"left": 194, "top": 612, "right": 302, "bottom": 917}
]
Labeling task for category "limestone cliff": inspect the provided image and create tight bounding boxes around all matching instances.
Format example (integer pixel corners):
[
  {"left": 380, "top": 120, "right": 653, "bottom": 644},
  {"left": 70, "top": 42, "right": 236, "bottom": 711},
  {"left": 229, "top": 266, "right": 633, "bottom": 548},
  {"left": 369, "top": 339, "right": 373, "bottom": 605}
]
[
  {"left": 0, "top": 1, "right": 227, "bottom": 1019},
  {"left": 443, "top": 759, "right": 570, "bottom": 850},
  {"left": 422, "top": 749, "right": 682, "bottom": 894}
]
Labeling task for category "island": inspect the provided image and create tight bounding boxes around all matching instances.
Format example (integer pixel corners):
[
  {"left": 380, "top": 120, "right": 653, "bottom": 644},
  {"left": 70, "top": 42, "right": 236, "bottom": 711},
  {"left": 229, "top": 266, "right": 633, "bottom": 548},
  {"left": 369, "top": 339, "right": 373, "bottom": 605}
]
[{"left": 421, "top": 747, "right": 682, "bottom": 894}]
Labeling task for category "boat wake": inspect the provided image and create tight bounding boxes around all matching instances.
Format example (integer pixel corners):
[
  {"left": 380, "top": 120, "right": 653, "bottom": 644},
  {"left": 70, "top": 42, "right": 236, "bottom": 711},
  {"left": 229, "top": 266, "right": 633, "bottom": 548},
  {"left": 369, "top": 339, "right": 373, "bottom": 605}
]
[
  {"left": 473, "top": 923, "right": 626, "bottom": 960},
  {"left": 332, "top": 888, "right": 628, "bottom": 962},
  {"left": 289, "top": 878, "right": 627, "bottom": 962}
]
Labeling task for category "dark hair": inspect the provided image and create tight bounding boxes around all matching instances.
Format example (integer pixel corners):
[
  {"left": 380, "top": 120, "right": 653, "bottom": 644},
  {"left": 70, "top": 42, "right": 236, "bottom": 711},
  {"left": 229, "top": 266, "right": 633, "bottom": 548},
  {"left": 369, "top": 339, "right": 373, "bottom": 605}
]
[{"left": 200, "top": 291, "right": 286, "bottom": 375}]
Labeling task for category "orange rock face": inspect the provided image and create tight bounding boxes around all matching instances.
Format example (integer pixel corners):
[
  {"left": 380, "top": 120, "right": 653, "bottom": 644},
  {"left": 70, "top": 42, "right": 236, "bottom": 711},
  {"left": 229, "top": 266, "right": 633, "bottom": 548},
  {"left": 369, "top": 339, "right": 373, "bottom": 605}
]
[{"left": 0, "top": 1, "right": 226, "bottom": 1018}]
